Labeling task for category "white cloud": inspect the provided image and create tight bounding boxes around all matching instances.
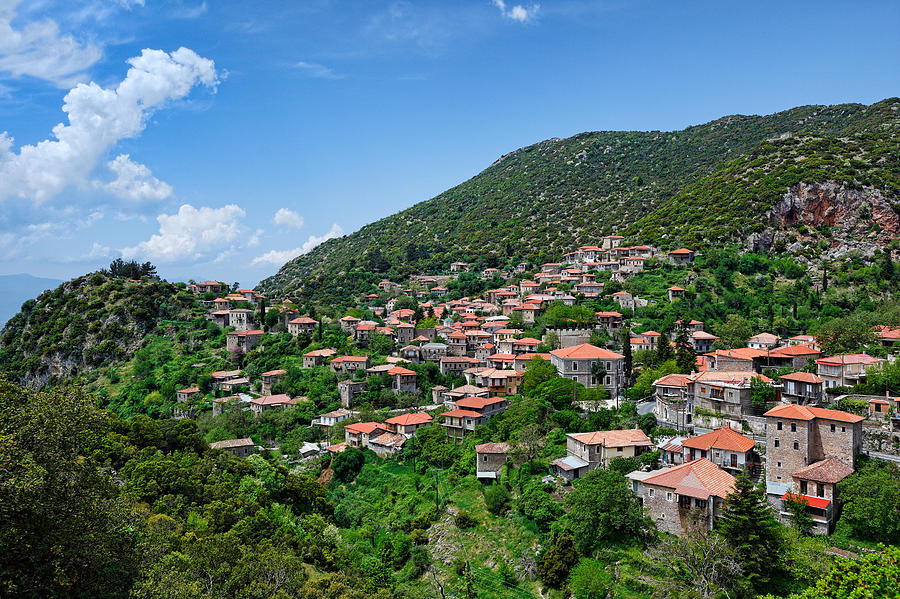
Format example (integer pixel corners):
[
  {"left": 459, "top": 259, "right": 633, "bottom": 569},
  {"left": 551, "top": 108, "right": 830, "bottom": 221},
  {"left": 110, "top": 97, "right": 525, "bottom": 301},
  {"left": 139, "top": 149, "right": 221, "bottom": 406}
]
[
  {"left": 492, "top": 0, "right": 539, "bottom": 22},
  {"left": 0, "top": 0, "right": 102, "bottom": 87},
  {"left": 0, "top": 46, "right": 217, "bottom": 205},
  {"left": 294, "top": 60, "right": 342, "bottom": 79},
  {"left": 122, "top": 203, "right": 245, "bottom": 263},
  {"left": 250, "top": 223, "right": 343, "bottom": 266},
  {"left": 96, "top": 154, "right": 172, "bottom": 202},
  {"left": 273, "top": 207, "right": 304, "bottom": 228}
]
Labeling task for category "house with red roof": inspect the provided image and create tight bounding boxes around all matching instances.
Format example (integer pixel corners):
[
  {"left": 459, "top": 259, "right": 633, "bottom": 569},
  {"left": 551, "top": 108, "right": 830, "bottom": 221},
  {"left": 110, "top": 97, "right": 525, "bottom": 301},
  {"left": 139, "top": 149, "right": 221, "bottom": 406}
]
[
  {"left": 249, "top": 394, "right": 296, "bottom": 415},
  {"left": 287, "top": 316, "right": 318, "bottom": 337},
  {"left": 176, "top": 387, "right": 201, "bottom": 402},
  {"left": 682, "top": 425, "right": 758, "bottom": 474},
  {"left": 627, "top": 458, "right": 735, "bottom": 536},
  {"left": 388, "top": 366, "right": 417, "bottom": 393},
  {"left": 668, "top": 248, "right": 695, "bottom": 265},
  {"left": 385, "top": 412, "right": 432, "bottom": 436},
  {"left": 226, "top": 329, "right": 264, "bottom": 353},
  {"left": 779, "top": 457, "right": 855, "bottom": 534},
  {"left": 746, "top": 332, "right": 780, "bottom": 350},
  {"left": 550, "top": 429, "right": 652, "bottom": 480},
  {"left": 779, "top": 371, "right": 825, "bottom": 405},
  {"left": 344, "top": 421, "right": 389, "bottom": 447},
  {"left": 330, "top": 355, "right": 371, "bottom": 373},
  {"left": 766, "top": 344, "right": 822, "bottom": 370},
  {"left": 475, "top": 442, "right": 511, "bottom": 480},
  {"left": 549, "top": 343, "right": 626, "bottom": 397},
  {"left": 667, "top": 286, "right": 685, "bottom": 302},
  {"left": 653, "top": 373, "right": 693, "bottom": 430},
  {"left": 260, "top": 369, "right": 287, "bottom": 395},
  {"left": 688, "top": 370, "right": 776, "bottom": 427},
  {"left": 439, "top": 409, "right": 486, "bottom": 443},
  {"left": 815, "top": 353, "right": 884, "bottom": 389},
  {"left": 303, "top": 348, "right": 336, "bottom": 368}
]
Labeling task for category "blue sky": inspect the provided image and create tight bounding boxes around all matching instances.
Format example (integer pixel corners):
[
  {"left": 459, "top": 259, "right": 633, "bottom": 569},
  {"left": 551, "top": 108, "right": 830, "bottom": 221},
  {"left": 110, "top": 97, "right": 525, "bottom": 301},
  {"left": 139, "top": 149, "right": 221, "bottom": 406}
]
[{"left": 0, "top": 0, "right": 897, "bottom": 287}]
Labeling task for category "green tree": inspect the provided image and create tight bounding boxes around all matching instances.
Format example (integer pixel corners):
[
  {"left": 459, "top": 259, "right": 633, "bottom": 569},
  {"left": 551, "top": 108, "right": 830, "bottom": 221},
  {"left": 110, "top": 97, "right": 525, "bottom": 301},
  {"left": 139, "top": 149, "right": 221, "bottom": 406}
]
[
  {"left": 655, "top": 332, "right": 672, "bottom": 364},
  {"left": 837, "top": 459, "right": 900, "bottom": 543},
  {"left": 674, "top": 325, "right": 696, "bottom": 373},
  {"left": 484, "top": 484, "right": 511, "bottom": 515},
  {"left": 783, "top": 493, "right": 814, "bottom": 536},
  {"left": 368, "top": 333, "right": 393, "bottom": 356},
  {"left": 717, "top": 470, "right": 783, "bottom": 589},
  {"left": 0, "top": 379, "right": 139, "bottom": 598},
  {"left": 537, "top": 531, "right": 578, "bottom": 587},
  {"left": 750, "top": 377, "right": 776, "bottom": 414},
  {"left": 565, "top": 469, "right": 654, "bottom": 554},
  {"left": 521, "top": 356, "right": 560, "bottom": 395},
  {"left": 715, "top": 314, "right": 753, "bottom": 349},
  {"left": 569, "top": 558, "right": 613, "bottom": 599},
  {"left": 620, "top": 329, "right": 633, "bottom": 384},
  {"left": 332, "top": 446, "right": 366, "bottom": 483}
]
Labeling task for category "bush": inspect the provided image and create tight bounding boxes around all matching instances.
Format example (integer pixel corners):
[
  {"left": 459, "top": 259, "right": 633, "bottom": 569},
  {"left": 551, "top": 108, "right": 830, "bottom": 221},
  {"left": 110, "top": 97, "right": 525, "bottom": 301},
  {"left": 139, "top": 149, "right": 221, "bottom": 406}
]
[
  {"left": 484, "top": 484, "right": 511, "bottom": 515},
  {"left": 537, "top": 531, "right": 578, "bottom": 587},
  {"left": 455, "top": 511, "right": 477, "bottom": 529},
  {"left": 569, "top": 558, "right": 614, "bottom": 599},
  {"left": 331, "top": 446, "right": 365, "bottom": 483}
]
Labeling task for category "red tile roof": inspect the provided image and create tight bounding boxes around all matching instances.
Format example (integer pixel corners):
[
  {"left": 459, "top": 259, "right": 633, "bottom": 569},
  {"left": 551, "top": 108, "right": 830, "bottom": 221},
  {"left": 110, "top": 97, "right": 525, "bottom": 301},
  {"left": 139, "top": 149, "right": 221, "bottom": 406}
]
[
  {"left": 769, "top": 344, "right": 821, "bottom": 357},
  {"left": 815, "top": 354, "right": 883, "bottom": 366},
  {"left": 764, "top": 403, "right": 865, "bottom": 423},
  {"left": 440, "top": 409, "right": 483, "bottom": 418},
  {"left": 550, "top": 343, "right": 624, "bottom": 360},
  {"left": 782, "top": 492, "right": 830, "bottom": 510},
  {"left": 780, "top": 371, "right": 824, "bottom": 384},
  {"left": 455, "top": 396, "right": 508, "bottom": 410},
  {"left": 386, "top": 412, "right": 432, "bottom": 426},
  {"left": 475, "top": 442, "right": 510, "bottom": 454},
  {"left": 643, "top": 458, "right": 735, "bottom": 499},
  {"left": 261, "top": 369, "right": 287, "bottom": 377},
  {"left": 682, "top": 426, "right": 755, "bottom": 452},
  {"left": 387, "top": 366, "right": 416, "bottom": 376},
  {"left": 653, "top": 374, "right": 692, "bottom": 387},
  {"left": 344, "top": 422, "right": 387, "bottom": 434},
  {"left": 569, "top": 428, "right": 652, "bottom": 448}
]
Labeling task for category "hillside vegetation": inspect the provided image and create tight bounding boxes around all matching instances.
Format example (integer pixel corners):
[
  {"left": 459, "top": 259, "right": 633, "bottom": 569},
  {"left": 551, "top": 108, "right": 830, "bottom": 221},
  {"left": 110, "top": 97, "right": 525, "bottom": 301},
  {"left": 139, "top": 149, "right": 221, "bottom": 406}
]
[{"left": 258, "top": 98, "right": 900, "bottom": 304}]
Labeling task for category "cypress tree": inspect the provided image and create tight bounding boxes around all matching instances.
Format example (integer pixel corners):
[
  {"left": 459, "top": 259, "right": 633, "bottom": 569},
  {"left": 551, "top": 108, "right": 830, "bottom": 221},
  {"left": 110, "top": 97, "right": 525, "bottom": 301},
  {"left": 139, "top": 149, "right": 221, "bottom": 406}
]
[
  {"left": 655, "top": 331, "right": 673, "bottom": 364},
  {"left": 717, "top": 470, "right": 783, "bottom": 590},
  {"left": 674, "top": 326, "right": 696, "bottom": 373},
  {"left": 620, "top": 329, "right": 633, "bottom": 384}
]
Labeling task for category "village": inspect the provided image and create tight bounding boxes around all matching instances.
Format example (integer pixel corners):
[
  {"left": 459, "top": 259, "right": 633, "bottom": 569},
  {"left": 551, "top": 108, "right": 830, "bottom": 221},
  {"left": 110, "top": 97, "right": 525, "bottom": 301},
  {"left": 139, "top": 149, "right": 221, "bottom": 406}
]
[{"left": 176, "top": 233, "right": 899, "bottom": 541}]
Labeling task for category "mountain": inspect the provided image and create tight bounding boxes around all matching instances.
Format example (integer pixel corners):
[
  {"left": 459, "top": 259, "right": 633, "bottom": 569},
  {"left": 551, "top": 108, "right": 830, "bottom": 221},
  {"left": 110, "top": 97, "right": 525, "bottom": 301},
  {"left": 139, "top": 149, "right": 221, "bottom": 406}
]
[
  {"left": 0, "top": 273, "right": 198, "bottom": 387},
  {"left": 257, "top": 98, "right": 900, "bottom": 304},
  {"left": 0, "top": 274, "right": 63, "bottom": 327}
]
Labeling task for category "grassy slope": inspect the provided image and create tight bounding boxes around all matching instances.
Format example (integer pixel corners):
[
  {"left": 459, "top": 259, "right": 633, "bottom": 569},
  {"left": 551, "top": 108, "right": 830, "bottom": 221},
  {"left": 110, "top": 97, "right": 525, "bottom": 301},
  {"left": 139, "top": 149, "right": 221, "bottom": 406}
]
[{"left": 258, "top": 98, "right": 900, "bottom": 304}]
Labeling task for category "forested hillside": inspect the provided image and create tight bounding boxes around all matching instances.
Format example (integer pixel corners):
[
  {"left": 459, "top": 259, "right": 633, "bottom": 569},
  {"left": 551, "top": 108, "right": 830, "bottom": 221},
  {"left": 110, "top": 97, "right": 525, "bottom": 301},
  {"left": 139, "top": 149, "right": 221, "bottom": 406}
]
[{"left": 258, "top": 98, "right": 900, "bottom": 305}]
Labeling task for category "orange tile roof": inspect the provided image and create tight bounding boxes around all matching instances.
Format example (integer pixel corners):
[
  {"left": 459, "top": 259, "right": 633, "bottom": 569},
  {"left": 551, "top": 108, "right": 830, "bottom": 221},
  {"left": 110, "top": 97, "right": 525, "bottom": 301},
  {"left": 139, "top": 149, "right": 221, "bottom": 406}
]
[
  {"left": 669, "top": 248, "right": 694, "bottom": 255},
  {"left": 682, "top": 426, "right": 755, "bottom": 452},
  {"left": 708, "top": 348, "right": 770, "bottom": 361},
  {"left": 261, "top": 369, "right": 287, "bottom": 376},
  {"left": 550, "top": 343, "right": 625, "bottom": 360},
  {"left": 440, "top": 409, "right": 483, "bottom": 418},
  {"left": 769, "top": 344, "right": 821, "bottom": 357},
  {"left": 475, "top": 442, "right": 510, "bottom": 454},
  {"left": 815, "top": 353, "right": 883, "bottom": 366},
  {"left": 386, "top": 412, "right": 432, "bottom": 426},
  {"left": 653, "top": 374, "right": 692, "bottom": 387},
  {"left": 456, "top": 396, "right": 508, "bottom": 410},
  {"left": 387, "top": 366, "right": 416, "bottom": 376},
  {"left": 690, "top": 371, "right": 772, "bottom": 385},
  {"left": 344, "top": 422, "right": 387, "bottom": 434},
  {"left": 250, "top": 394, "right": 295, "bottom": 406},
  {"left": 764, "top": 403, "right": 865, "bottom": 423},
  {"left": 779, "top": 372, "right": 824, "bottom": 384},
  {"left": 304, "top": 348, "right": 336, "bottom": 357},
  {"left": 569, "top": 428, "right": 652, "bottom": 448},
  {"left": 642, "top": 458, "right": 735, "bottom": 499}
]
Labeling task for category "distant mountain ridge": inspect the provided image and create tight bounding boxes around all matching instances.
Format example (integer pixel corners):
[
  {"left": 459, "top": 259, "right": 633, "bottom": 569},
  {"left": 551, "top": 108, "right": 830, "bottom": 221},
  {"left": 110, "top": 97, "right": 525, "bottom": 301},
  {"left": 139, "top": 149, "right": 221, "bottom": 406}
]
[
  {"left": 257, "top": 98, "right": 900, "bottom": 304},
  {"left": 0, "top": 274, "right": 63, "bottom": 327}
]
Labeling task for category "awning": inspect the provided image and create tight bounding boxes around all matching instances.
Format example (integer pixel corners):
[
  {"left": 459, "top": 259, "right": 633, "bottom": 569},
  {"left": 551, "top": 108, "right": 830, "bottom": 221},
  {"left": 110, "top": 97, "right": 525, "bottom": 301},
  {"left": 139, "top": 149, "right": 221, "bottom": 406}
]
[{"left": 781, "top": 492, "right": 830, "bottom": 510}]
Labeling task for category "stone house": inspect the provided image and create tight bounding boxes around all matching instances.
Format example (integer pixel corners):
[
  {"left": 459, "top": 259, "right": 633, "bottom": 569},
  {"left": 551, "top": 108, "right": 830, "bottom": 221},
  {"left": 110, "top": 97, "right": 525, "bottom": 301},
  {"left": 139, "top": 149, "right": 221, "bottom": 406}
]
[
  {"left": 399, "top": 345, "right": 422, "bottom": 363},
  {"left": 211, "top": 369, "right": 242, "bottom": 387},
  {"left": 226, "top": 329, "right": 264, "bottom": 353},
  {"left": 249, "top": 393, "right": 296, "bottom": 415},
  {"left": 385, "top": 412, "right": 432, "bottom": 436},
  {"left": 330, "top": 355, "right": 371, "bottom": 373},
  {"left": 475, "top": 442, "right": 511, "bottom": 481},
  {"left": 667, "top": 286, "right": 685, "bottom": 302},
  {"left": 368, "top": 432, "right": 407, "bottom": 457},
  {"left": 595, "top": 311, "right": 624, "bottom": 333},
  {"left": 344, "top": 422, "right": 389, "bottom": 447},
  {"left": 439, "top": 356, "right": 481, "bottom": 376},
  {"left": 176, "top": 387, "right": 201, "bottom": 402},
  {"left": 766, "top": 344, "right": 822, "bottom": 370},
  {"left": 422, "top": 342, "right": 449, "bottom": 361},
  {"left": 338, "top": 379, "right": 367, "bottom": 407},
  {"left": 453, "top": 395, "right": 509, "bottom": 418},
  {"left": 288, "top": 316, "right": 318, "bottom": 337},
  {"left": 220, "top": 377, "right": 250, "bottom": 393},
  {"left": 259, "top": 369, "right": 286, "bottom": 395},
  {"left": 764, "top": 404, "right": 863, "bottom": 486},
  {"left": 228, "top": 308, "right": 254, "bottom": 331},
  {"left": 815, "top": 354, "right": 884, "bottom": 389},
  {"left": 442, "top": 384, "right": 490, "bottom": 404},
  {"left": 191, "top": 280, "right": 224, "bottom": 294},
  {"left": 668, "top": 248, "right": 695, "bottom": 265},
  {"left": 212, "top": 395, "right": 240, "bottom": 416},
  {"left": 209, "top": 438, "right": 255, "bottom": 458},
  {"left": 779, "top": 457, "right": 855, "bottom": 535},
  {"left": 779, "top": 372, "right": 825, "bottom": 405},
  {"left": 681, "top": 426, "right": 758, "bottom": 475},
  {"left": 303, "top": 348, "right": 336, "bottom": 368},
  {"left": 450, "top": 261, "right": 469, "bottom": 272},
  {"left": 549, "top": 343, "right": 625, "bottom": 398},
  {"left": 628, "top": 458, "right": 734, "bottom": 537},
  {"left": 610, "top": 290, "right": 635, "bottom": 310},
  {"left": 653, "top": 373, "right": 693, "bottom": 430},
  {"left": 439, "top": 409, "right": 486, "bottom": 443},
  {"left": 689, "top": 370, "right": 773, "bottom": 426},
  {"left": 463, "top": 368, "right": 523, "bottom": 396},
  {"left": 551, "top": 429, "right": 652, "bottom": 479},
  {"left": 704, "top": 348, "right": 771, "bottom": 372},
  {"left": 388, "top": 366, "right": 417, "bottom": 393},
  {"left": 339, "top": 315, "right": 361, "bottom": 332},
  {"left": 690, "top": 330, "right": 719, "bottom": 353}
]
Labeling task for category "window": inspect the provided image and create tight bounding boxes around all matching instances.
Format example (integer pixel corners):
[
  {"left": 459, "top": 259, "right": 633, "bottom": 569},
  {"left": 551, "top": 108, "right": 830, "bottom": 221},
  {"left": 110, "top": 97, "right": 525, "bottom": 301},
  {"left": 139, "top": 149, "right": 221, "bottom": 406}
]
[
  {"left": 605, "top": 376, "right": 611, "bottom": 385},
  {"left": 800, "top": 481, "right": 807, "bottom": 494},
  {"left": 572, "top": 361, "right": 578, "bottom": 371},
  {"left": 649, "top": 489, "right": 654, "bottom": 498},
  {"left": 793, "top": 441, "right": 799, "bottom": 450},
  {"left": 617, "top": 447, "right": 623, "bottom": 452},
  {"left": 842, "top": 426, "right": 846, "bottom": 432},
  {"left": 790, "top": 423, "right": 797, "bottom": 432},
  {"left": 817, "top": 484, "right": 825, "bottom": 498},
  {"left": 777, "top": 421, "right": 783, "bottom": 431},
  {"left": 483, "top": 455, "right": 487, "bottom": 462},
  {"left": 632, "top": 481, "right": 638, "bottom": 493},
  {"left": 777, "top": 462, "right": 781, "bottom": 468},
  {"left": 831, "top": 423, "right": 836, "bottom": 433},
  {"left": 774, "top": 439, "right": 780, "bottom": 448},
  {"left": 666, "top": 492, "right": 673, "bottom": 502}
]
